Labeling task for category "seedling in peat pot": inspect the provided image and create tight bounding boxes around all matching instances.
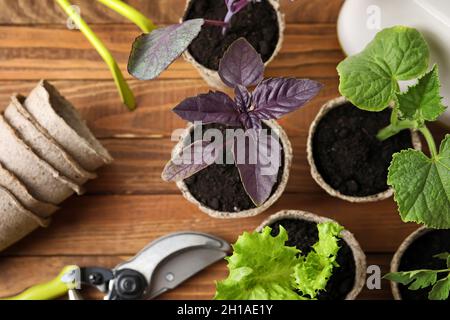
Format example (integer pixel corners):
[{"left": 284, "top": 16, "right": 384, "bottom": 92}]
[
  {"left": 214, "top": 221, "right": 344, "bottom": 300},
  {"left": 385, "top": 252, "right": 450, "bottom": 300},
  {"left": 161, "top": 38, "right": 322, "bottom": 207},
  {"left": 337, "top": 26, "right": 450, "bottom": 229}
]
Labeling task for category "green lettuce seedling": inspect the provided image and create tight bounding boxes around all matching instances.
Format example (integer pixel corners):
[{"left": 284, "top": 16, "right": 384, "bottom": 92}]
[
  {"left": 337, "top": 26, "right": 450, "bottom": 229},
  {"left": 384, "top": 252, "right": 450, "bottom": 300},
  {"left": 214, "top": 222, "right": 344, "bottom": 300}
]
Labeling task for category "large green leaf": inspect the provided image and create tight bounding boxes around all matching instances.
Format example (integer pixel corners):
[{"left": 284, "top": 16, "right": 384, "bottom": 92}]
[
  {"left": 337, "top": 26, "right": 429, "bottom": 111},
  {"left": 397, "top": 65, "right": 446, "bottom": 123},
  {"left": 387, "top": 134, "right": 450, "bottom": 228}
]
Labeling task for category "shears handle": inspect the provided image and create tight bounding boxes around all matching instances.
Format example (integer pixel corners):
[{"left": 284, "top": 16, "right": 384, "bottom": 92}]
[{"left": 1, "top": 265, "right": 79, "bottom": 300}]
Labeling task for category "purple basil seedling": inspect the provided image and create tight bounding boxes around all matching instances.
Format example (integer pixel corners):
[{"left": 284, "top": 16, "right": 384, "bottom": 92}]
[{"left": 162, "top": 38, "right": 322, "bottom": 206}]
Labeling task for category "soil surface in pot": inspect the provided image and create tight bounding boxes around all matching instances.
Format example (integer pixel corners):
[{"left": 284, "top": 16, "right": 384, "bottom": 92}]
[
  {"left": 398, "top": 229, "right": 450, "bottom": 300},
  {"left": 313, "top": 103, "right": 413, "bottom": 197},
  {"left": 270, "top": 218, "right": 356, "bottom": 300},
  {"left": 184, "top": 123, "right": 285, "bottom": 213},
  {"left": 184, "top": 0, "right": 279, "bottom": 70}
]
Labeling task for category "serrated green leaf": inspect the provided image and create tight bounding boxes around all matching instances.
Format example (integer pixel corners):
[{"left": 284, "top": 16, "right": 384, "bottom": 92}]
[
  {"left": 434, "top": 252, "right": 450, "bottom": 260},
  {"left": 214, "top": 226, "right": 303, "bottom": 300},
  {"left": 434, "top": 252, "right": 450, "bottom": 268},
  {"left": 387, "top": 134, "right": 450, "bottom": 228},
  {"left": 428, "top": 276, "right": 450, "bottom": 300},
  {"left": 294, "top": 222, "right": 343, "bottom": 298},
  {"left": 397, "top": 65, "right": 446, "bottom": 122},
  {"left": 337, "top": 26, "right": 429, "bottom": 111},
  {"left": 384, "top": 270, "right": 438, "bottom": 290}
]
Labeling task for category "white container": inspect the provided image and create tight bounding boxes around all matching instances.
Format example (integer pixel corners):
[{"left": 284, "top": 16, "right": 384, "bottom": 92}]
[{"left": 337, "top": 0, "right": 450, "bottom": 127}]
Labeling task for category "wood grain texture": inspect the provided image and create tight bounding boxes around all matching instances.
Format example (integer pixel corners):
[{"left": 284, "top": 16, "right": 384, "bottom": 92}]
[
  {"left": 1, "top": 194, "right": 419, "bottom": 256},
  {"left": 0, "top": 78, "right": 341, "bottom": 138},
  {"left": 0, "top": 0, "right": 344, "bottom": 25},
  {"left": 0, "top": 254, "right": 392, "bottom": 300},
  {"left": 0, "top": 23, "right": 342, "bottom": 81}
]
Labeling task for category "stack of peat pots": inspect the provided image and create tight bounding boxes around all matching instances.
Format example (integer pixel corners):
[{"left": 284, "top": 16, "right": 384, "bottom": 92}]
[{"left": 0, "top": 80, "right": 112, "bottom": 251}]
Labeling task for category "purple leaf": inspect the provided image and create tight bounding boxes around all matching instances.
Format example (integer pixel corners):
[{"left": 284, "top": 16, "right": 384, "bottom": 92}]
[
  {"left": 234, "top": 85, "right": 252, "bottom": 113},
  {"left": 218, "top": 38, "right": 264, "bottom": 88},
  {"left": 252, "top": 78, "right": 323, "bottom": 119},
  {"left": 232, "top": 130, "right": 281, "bottom": 205},
  {"left": 239, "top": 112, "right": 262, "bottom": 130},
  {"left": 162, "top": 140, "right": 217, "bottom": 181},
  {"left": 128, "top": 19, "right": 204, "bottom": 80},
  {"left": 173, "top": 91, "right": 241, "bottom": 126},
  {"left": 235, "top": 85, "right": 262, "bottom": 129},
  {"left": 223, "top": 0, "right": 251, "bottom": 33}
]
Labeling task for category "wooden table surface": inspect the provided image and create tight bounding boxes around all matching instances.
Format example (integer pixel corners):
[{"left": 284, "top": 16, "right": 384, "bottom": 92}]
[{"left": 0, "top": 0, "right": 447, "bottom": 300}]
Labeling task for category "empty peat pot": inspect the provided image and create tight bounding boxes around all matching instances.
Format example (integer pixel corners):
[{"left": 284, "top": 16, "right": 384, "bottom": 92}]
[
  {"left": 24, "top": 80, "right": 113, "bottom": 172},
  {"left": 307, "top": 97, "right": 422, "bottom": 202},
  {"left": 173, "top": 120, "right": 292, "bottom": 219},
  {"left": 0, "top": 186, "right": 50, "bottom": 252},
  {"left": 257, "top": 210, "right": 366, "bottom": 300},
  {"left": 5, "top": 95, "right": 96, "bottom": 186},
  {"left": 182, "top": 0, "right": 285, "bottom": 90},
  {"left": 390, "top": 227, "right": 450, "bottom": 300}
]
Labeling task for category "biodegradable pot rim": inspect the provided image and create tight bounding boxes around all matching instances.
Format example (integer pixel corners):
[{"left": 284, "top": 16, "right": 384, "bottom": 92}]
[
  {"left": 0, "top": 160, "right": 58, "bottom": 219},
  {"left": 0, "top": 186, "right": 50, "bottom": 228},
  {"left": 26, "top": 80, "right": 113, "bottom": 171},
  {"left": 0, "top": 186, "right": 50, "bottom": 252},
  {"left": 181, "top": 0, "right": 285, "bottom": 90},
  {"left": 390, "top": 226, "right": 430, "bottom": 300},
  {"left": 174, "top": 120, "right": 293, "bottom": 219},
  {"left": 306, "top": 96, "right": 422, "bottom": 203},
  {"left": 257, "top": 210, "right": 367, "bottom": 300},
  {"left": 0, "top": 115, "right": 83, "bottom": 200},
  {"left": 7, "top": 95, "right": 97, "bottom": 184}
]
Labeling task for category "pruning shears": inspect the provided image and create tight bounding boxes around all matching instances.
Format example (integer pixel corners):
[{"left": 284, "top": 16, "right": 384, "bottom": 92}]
[{"left": 2, "top": 232, "right": 230, "bottom": 300}]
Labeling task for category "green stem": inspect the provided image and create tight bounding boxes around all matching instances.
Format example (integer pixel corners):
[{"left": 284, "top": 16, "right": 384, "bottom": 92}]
[
  {"left": 376, "top": 119, "right": 417, "bottom": 141},
  {"left": 420, "top": 126, "right": 438, "bottom": 158},
  {"left": 97, "top": 0, "right": 156, "bottom": 33},
  {"left": 56, "top": 0, "right": 135, "bottom": 110}
]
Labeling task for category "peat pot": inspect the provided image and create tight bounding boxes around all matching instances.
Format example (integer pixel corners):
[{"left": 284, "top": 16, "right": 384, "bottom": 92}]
[
  {"left": 182, "top": 0, "right": 285, "bottom": 90},
  {"left": 173, "top": 120, "right": 292, "bottom": 219},
  {"left": 390, "top": 227, "right": 450, "bottom": 300},
  {"left": 307, "top": 97, "right": 421, "bottom": 203}
]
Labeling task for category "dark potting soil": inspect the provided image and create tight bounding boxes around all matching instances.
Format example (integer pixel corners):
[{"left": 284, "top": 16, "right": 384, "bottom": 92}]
[
  {"left": 184, "top": 0, "right": 279, "bottom": 70},
  {"left": 270, "top": 219, "right": 356, "bottom": 300},
  {"left": 398, "top": 229, "right": 450, "bottom": 300},
  {"left": 184, "top": 123, "right": 285, "bottom": 213},
  {"left": 312, "top": 103, "right": 413, "bottom": 197}
]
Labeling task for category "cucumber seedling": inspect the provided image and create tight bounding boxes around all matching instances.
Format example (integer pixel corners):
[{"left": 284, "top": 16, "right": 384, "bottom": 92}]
[{"left": 337, "top": 26, "right": 450, "bottom": 229}]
